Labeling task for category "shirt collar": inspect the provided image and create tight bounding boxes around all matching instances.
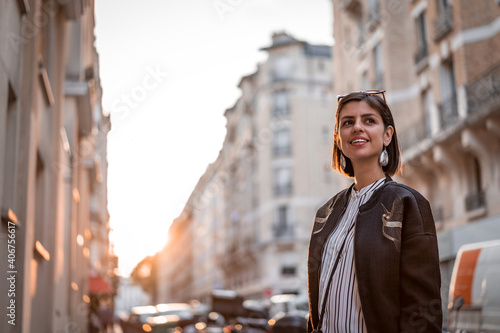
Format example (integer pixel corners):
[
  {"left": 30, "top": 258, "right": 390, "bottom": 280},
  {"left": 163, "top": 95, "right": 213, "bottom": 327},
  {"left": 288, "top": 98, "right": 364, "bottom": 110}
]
[{"left": 350, "top": 177, "right": 386, "bottom": 199}]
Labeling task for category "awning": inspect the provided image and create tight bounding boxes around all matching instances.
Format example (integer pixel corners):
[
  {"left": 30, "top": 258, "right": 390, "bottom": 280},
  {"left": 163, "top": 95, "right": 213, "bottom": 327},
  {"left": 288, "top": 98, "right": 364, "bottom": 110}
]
[{"left": 88, "top": 276, "right": 112, "bottom": 294}]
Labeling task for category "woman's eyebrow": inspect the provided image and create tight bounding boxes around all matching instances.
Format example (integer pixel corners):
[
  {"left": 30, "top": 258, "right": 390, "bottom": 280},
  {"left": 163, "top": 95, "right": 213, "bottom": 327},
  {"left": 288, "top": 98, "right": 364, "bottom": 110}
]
[{"left": 340, "top": 113, "right": 378, "bottom": 121}]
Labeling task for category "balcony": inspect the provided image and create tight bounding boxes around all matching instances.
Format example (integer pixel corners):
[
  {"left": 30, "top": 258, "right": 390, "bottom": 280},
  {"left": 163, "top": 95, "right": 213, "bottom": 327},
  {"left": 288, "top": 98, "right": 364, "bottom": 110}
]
[
  {"left": 272, "top": 107, "right": 290, "bottom": 117},
  {"left": 438, "top": 93, "right": 459, "bottom": 130},
  {"left": 274, "top": 184, "right": 292, "bottom": 196},
  {"left": 273, "top": 145, "right": 292, "bottom": 156},
  {"left": 272, "top": 223, "right": 294, "bottom": 239},
  {"left": 465, "top": 191, "right": 486, "bottom": 212},
  {"left": 465, "top": 62, "right": 500, "bottom": 115},
  {"left": 414, "top": 46, "right": 429, "bottom": 65},
  {"left": 433, "top": 7, "right": 453, "bottom": 41}
]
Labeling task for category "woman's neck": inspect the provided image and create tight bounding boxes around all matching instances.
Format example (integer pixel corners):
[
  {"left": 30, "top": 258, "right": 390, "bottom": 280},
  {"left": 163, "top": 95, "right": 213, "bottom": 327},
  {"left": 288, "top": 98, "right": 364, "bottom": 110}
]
[{"left": 353, "top": 165, "right": 385, "bottom": 191}]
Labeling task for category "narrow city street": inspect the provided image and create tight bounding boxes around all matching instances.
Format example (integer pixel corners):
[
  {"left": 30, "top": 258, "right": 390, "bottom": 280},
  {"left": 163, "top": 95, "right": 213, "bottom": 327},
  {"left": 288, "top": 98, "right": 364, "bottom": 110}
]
[{"left": 1, "top": 0, "right": 500, "bottom": 332}]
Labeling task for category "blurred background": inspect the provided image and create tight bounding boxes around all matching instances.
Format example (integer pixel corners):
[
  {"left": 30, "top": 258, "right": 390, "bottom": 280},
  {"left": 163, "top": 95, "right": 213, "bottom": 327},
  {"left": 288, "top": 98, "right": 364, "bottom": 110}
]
[{"left": 1, "top": 0, "right": 500, "bottom": 332}]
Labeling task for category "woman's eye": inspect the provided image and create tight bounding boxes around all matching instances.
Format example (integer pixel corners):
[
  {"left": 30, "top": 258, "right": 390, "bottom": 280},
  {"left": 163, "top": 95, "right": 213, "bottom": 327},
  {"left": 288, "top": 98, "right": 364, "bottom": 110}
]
[
  {"left": 342, "top": 120, "right": 353, "bottom": 126},
  {"left": 365, "top": 118, "right": 375, "bottom": 124}
]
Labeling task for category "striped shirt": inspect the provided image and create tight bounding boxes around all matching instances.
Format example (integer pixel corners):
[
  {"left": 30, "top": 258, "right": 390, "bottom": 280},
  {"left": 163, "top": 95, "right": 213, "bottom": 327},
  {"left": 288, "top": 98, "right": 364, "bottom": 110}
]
[{"left": 318, "top": 178, "right": 385, "bottom": 333}]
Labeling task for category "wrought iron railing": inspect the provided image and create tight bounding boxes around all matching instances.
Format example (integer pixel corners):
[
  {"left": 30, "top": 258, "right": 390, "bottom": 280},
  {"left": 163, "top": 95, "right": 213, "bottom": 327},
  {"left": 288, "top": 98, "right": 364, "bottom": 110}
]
[
  {"left": 273, "top": 223, "right": 294, "bottom": 238},
  {"left": 433, "top": 7, "right": 453, "bottom": 41},
  {"left": 272, "top": 107, "right": 290, "bottom": 117},
  {"left": 465, "top": 62, "right": 500, "bottom": 115},
  {"left": 414, "top": 46, "right": 429, "bottom": 65},
  {"left": 274, "top": 184, "right": 292, "bottom": 196},
  {"left": 273, "top": 145, "right": 292, "bottom": 156},
  {"left": 465, "top": 191, "right": 486, "bottom": 212}
]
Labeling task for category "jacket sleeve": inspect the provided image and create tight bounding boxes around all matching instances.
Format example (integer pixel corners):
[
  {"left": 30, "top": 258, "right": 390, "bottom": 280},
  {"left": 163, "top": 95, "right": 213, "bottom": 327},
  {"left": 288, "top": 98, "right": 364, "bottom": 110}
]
[{"left": 399, "top": 193, "right": 443, "bottom": 333}]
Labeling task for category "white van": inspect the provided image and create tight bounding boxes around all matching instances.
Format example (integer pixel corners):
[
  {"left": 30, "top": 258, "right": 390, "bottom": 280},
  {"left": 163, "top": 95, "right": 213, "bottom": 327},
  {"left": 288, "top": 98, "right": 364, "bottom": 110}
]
[{"left": 448, "top": 239, "right": 500, "bottom": 333}]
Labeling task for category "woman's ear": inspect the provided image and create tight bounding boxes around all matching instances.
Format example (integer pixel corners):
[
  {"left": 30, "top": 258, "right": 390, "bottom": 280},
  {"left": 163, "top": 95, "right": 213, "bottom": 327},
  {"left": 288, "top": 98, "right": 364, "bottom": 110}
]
[{"left": 384, "top": 125, "right": 394, "bottom": 146}]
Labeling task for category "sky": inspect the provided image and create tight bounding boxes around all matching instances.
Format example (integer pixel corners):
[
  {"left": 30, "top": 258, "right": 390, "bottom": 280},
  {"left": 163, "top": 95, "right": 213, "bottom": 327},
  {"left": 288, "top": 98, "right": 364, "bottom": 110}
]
[{"left": 94, "top": 0, "right": 333, "bottom": 276}]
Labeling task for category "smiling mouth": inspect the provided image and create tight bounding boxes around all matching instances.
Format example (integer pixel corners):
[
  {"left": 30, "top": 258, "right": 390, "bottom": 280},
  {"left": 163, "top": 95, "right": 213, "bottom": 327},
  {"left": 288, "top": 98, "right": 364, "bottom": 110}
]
[{"left": 351, "top": 139, "right": 368, "bottom": 144}]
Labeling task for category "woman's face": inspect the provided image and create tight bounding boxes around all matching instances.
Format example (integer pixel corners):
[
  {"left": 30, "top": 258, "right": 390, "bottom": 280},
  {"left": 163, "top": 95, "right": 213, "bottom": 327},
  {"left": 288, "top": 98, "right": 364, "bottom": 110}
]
[{"left": 336, "top": 100, "right": 393, "bottom": 169}]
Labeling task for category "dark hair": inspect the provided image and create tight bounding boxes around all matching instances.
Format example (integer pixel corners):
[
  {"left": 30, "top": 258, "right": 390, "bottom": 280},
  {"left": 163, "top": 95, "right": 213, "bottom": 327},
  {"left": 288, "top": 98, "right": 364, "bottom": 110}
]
[{"left": 332, "top": 92, "right": 402, "bottom": 177}]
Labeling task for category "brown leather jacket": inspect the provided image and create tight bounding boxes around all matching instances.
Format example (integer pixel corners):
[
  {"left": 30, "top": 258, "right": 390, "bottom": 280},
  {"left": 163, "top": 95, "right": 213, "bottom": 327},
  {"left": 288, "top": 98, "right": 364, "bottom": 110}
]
[{"left": 307, "top": 177, "right": 442, "bottom": 333}]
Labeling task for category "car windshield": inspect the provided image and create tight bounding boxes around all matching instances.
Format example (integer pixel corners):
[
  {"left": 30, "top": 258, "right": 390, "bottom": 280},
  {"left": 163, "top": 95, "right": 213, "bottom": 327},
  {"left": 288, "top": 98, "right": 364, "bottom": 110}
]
[{"left": 157, "top": 309, "right": 193, "bottom": 320}]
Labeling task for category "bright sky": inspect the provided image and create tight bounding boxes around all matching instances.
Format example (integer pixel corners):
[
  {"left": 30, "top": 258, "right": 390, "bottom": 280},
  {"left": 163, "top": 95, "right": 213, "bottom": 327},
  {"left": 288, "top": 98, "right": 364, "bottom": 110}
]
[{"left": 94, "top": 0, "right": 333, "bottom": 276}]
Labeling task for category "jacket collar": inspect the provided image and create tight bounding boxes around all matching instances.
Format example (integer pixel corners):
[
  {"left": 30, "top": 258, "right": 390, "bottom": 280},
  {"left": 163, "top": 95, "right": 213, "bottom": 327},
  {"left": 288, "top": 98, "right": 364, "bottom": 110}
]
[{"left": 344, "top": 175, "right": 394, "bottom": 212}]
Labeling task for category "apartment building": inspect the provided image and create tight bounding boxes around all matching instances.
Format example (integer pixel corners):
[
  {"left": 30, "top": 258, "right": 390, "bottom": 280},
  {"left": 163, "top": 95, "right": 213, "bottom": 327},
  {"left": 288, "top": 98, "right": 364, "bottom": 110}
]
[
  {"left": 331, "top": 0, "right": 500, "bottom": 322},
  {"left": 158, "top": 157, "right": 226, "bottom": 303},
  {"left": 0, "top": 1, "right": 112, "bottom": 332},
  {"left": 158, "top": 32, "right": 340, "bottom": 303}
]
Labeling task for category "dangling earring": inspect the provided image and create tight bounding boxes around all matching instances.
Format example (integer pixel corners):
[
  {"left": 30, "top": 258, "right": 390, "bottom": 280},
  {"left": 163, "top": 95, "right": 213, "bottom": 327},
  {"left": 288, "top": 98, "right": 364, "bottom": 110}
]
[
  {"left": 340, "top": 152, "right": 346, "bottom": 170},
  {"left": 379, "top": 147, "right": 389, "bottom": 167}
]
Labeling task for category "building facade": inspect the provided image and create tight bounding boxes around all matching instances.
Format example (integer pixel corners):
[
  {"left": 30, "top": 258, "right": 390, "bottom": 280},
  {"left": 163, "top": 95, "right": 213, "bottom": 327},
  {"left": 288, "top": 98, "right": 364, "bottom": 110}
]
[
  {"left": 331, "top": 0, "right": 500, "bottom": 324},
  {"left": 0, "top": 0, "right": 112, "bottom": 332},
  {"left": 158, "top": 32, "right": 339, "bottom": 304},
  {"left": 158, "top": 157, "right": 225, "bottom": 303}
]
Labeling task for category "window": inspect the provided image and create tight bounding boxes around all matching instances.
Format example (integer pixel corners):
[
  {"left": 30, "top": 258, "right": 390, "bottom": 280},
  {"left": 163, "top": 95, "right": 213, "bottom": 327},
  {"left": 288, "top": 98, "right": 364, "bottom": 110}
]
[
  {"left": 465, "top": 156, "right": 486, "bottom": 212},
  {"left": 439, "top": 60, "right": 458, "bottom": 128},
  {"left": 415, "top": 11, "right": 429, "bottom": 64},
  {"left": 2, "top": 86, "right": 18, "bottom": 211},
  {"left": 273, "top": 127, "right": 291, "bottom": 156},
  {"left": 278, "top": 206, "right": 288, "bottom": 228},
  {"left": 438, "top": 0, "right": 451, "bottom": 11},
  {"left": 34, "top": 151, "right": 47, "bottom": 251},
  {"left": 273, "top": 55, "right": 292, "bottom": 81},
  {"left": 373, "top": 43, "right": 384, "bottom": 88},
  {"left": 274, "top": 167, "right": 292, "bottom": 195},
  {"left": 274, "top": 205, "right": 292, "bottom": 237},
  {"left": 422, "top": 89, "right": 433, "bottom": 136},
  {"left": 272, "top": 90, "right": 290, "bottom": 116},
  {"left": 281, "top": 266, "right": 297, "bottom": 277},
  {"left": 434, "top": 0, "right": 453, "bottom": 41}
]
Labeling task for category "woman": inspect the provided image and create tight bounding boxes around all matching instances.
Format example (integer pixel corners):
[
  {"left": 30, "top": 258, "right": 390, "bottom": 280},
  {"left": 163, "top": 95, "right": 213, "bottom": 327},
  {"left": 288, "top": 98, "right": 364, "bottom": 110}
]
[{"left": 307, "top": 90, "right": 442, "bottom": 333}]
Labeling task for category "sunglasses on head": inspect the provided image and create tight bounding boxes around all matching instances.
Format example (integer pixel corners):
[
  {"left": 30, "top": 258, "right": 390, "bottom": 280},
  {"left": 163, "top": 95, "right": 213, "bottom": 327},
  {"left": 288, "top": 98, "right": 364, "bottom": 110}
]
[{"left": 337, "top": 89, "right": 386, "bottom": 102}]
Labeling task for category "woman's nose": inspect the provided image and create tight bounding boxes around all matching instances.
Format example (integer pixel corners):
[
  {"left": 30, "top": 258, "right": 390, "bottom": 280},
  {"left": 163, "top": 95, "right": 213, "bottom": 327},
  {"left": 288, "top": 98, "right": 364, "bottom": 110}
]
[{"left": 352, "top": 119, "right": 364, "bottom": 132}]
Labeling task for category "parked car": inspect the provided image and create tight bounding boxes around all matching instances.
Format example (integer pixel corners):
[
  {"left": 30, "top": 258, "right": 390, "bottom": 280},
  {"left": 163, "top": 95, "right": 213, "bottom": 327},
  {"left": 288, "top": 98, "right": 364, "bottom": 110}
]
[
  {"left": 447, "top": 239, "right": 500, "bottom": 333},
  {"left": 121, "top": 303, "right": 195, "bottom": 333},
  {"left": 121, "top": 305, "right": 158, "bottom": 333},
  {"left": 265, "top": 294, "right": 309, "bottom": 333},
  {"left": 146, "top": 303, "right": 195, "bottom": 332},
  {"left": 267, "top": 294, "right": 308, "bottom": 319},
  {"left": 183, "top": 311, "right": 243, "bottom": 333},
  {"left": 268, "top": 311, "right": 308, "bottom": 333}
]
